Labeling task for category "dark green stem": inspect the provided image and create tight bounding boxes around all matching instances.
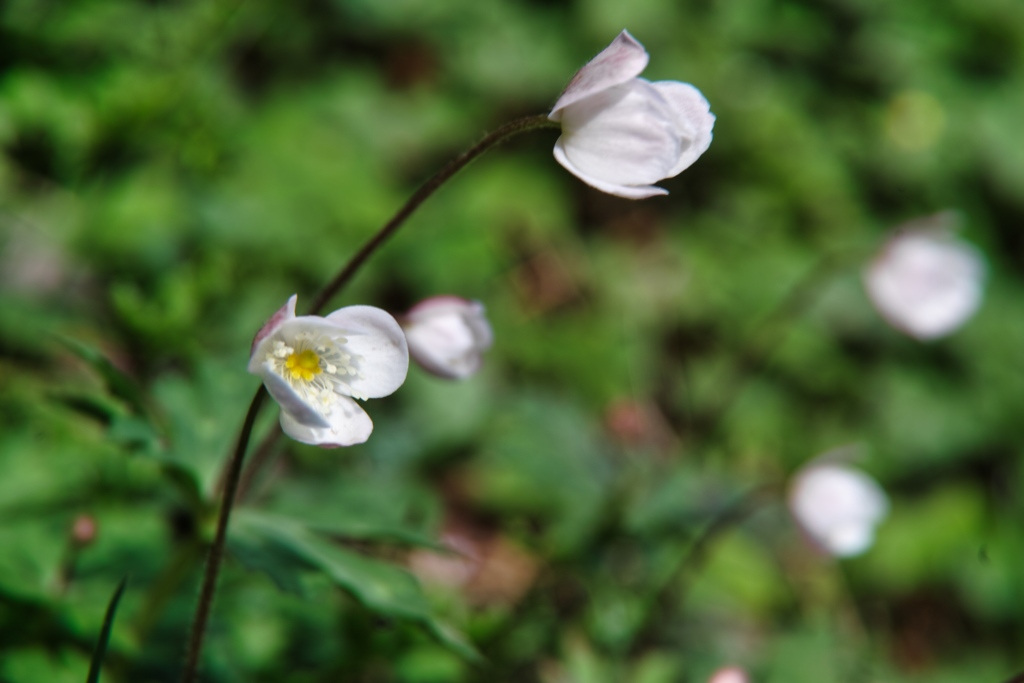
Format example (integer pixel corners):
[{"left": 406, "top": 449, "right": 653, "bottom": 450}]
[
  {"left": 181, "top": 387, "right": 266, "bottom": 683},
  {"left": 307, "top": 113, "right": 556, "bottom": 315}
]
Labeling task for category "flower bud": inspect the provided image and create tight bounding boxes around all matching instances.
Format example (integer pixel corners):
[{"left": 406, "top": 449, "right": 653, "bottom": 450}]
[
  {"left": 402, "top": 297, "right": 493, "bottom": 380},
  {"left": 707, "top": 667, "right": 750, "bottom": 683},
  {"left": 789, "top": 460, "right": 888, "bottom": 558},
  {"left": 863, "top": 213, "right": 985, "bottom": 340},
  {"left": 71, "top": 514, "right": 98, "bottom": 547},
  {"left": 549, "top": 30, "right": 714, "bottom": 199}
]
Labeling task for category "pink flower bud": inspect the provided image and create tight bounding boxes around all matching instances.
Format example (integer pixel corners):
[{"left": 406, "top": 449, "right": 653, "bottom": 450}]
[
  {"left": 402, "top": 297, "right": 493, "bottom": 380},
  {"left": 71, "top": 514, "right": 98, "bottom": 546},
  {"left": 707, "top": 667, "right": 750, "bottom": 683}
]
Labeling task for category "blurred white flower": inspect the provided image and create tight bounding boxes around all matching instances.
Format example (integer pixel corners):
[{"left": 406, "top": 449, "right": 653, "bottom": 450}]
[
  {"left": 789, "top": 460, "right": 889, "bottom": 558},
  {"left": 548, "top": 30, "right": 715, "bottom": 199},
  {"left": 248, "top": 295, "right": 408, "bottom": 447},
  {"left": 402, "top": 296, "right": 493, "bottom": 379},
  {"left": 863, "top": 215, "right": 985, "bottom": 340},
  {"left": 707, "top": 667, "right": 750, "bottom": 683}
]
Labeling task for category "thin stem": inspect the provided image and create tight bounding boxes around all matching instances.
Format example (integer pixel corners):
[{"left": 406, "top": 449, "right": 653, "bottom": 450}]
[
  {"left": 192, "top": 114, "right": 557, "bottom": 677},
  {"left": 307, "top": 113, "right": 557, "bottom": 315},
  {"left": 216, "top": 113, "right": 555, "bottom": 496},
  {"left": 180, "top": 386, "right": 266, "bottom": 683}
]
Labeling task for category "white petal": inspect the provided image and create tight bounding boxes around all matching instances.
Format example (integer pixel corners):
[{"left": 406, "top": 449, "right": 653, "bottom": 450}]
[
  {"left": 651, "top": 81, "right": 716, "bottom": 176},
  {"left": 552, "top": 141, "right": 668, "bottom": 198},
  {"left": 259, "top": 364, "right": 332, "bottom": 430},
  {"left": 323, "top": 305, "right": 409, "bottom": 398},
  {"left": 248, "top": 294, "right": 297, "bottom": 371},
  {"left": 864, "top": 226, "right": 985, "bottom": 340},
  {"left": 550, "top": 30, "right": 649, "bottom": 121},
  {"left": 279, "top": 395, "right": 373, "bottom": 447},
  {"left": 558, "top": 80, "right": 682, "bottom": 188},
  {"left": 823, "top": 523, "right": 875, "bottom": 557},
  {"left": 789, "top": 463, "right": 888, "bottom": 558}
]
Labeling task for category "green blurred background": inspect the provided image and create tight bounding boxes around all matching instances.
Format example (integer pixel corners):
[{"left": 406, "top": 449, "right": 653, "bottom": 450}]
[{"left": 2, "top": 0, "right": 1023, "bottom": 681}]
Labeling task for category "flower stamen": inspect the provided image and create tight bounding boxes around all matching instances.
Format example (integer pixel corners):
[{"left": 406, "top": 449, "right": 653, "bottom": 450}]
[{"left": 285, "top": 349, "right": 323, "bottom": 382}]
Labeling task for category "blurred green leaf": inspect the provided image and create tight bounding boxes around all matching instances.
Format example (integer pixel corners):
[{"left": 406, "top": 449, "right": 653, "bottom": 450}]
[
  {"left": 54, "top": 336, "right": 151, "bottom": 420},
  {"left": 231, "top": 509, "right": 481, "bottom": 662}
]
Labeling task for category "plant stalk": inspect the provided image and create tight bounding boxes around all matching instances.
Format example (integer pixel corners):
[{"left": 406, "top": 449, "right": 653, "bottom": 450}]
[
  {"left": 180, "top": 386, "right": 266, "bottom": 683},
  {"left": 307, "top": 113, "right": 556, "bottom": 315},
  {"left": 189, "top": 114, "right": 556, "bottom": 679}
]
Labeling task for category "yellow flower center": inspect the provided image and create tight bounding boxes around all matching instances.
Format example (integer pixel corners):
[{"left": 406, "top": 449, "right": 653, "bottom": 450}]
[{"left": 285, "top": 349, "right": 322, "bottom": 382}]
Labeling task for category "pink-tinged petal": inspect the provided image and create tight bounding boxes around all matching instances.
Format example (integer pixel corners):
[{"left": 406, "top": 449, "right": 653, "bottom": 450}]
[
  {"left": 651, "top": 80, "right": 716, "bottom": 176},
  {"left": 553, "top": 138, "right": 668, "bottom": 199},
  {"left": 707, "top": 668, "right": 750, "bottom": 683},
  {"left": 323, "top": 305, "right": 409, "bottom": 398},
  {"left": 550, "top": 30, "right": 649, "bottom": 120},
  {"left": 406, "top": 295, "right": 475, "bottom": 317},
  {"left": 249, "top": 294, "right": 298, "bottom": 368},
  {"left": 279, "top": 395, "right": 373, "bottom": 447},
  {"left": 259, "top": 364, "right": 332, "bottom": 429}
]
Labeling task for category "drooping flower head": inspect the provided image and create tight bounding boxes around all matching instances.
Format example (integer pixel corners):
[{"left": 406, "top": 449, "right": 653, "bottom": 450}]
[
  {"left": 789, "top": 454, "right": 888, "bottom": 558},
  {"left": 863, "top": 212, "right": 985, "bottom": 340},
  {"left": 549, "top": 30, "right": 715, "bottom": 199},
  {"left": 248, "top": 295, "right": 409, "bottom": 447},
  {"left": 401, "top": 296, "right": 493, "bottom": 380}
]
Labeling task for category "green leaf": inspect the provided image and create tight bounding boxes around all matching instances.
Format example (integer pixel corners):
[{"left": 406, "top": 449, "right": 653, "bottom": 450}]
[
  {"left": 54, "top": 336, "right": 150, "bottom": 421},
  {"left": 85, "top": 576, "right": 128, "bottom": 683},
  {"left": 231, "top": 510, "right": 481, "bottom": 662}
]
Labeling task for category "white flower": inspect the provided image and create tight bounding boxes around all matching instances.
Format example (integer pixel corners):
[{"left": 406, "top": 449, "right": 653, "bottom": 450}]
[
  {"left": 548, "top": 30, "right": 715, "bottom": 199},
  {"left": 707, "top": 667, "right": 750, "bottom": 683},
  {"left": 789, "top": 460, "right": 889, "bottom": 558},
  {"left": 248, "top": 295, "right": 409, "bottom": 447},
  {"left": 401, "top": 296, "right": 493, "bottom": 379},
  {"left": 863, "top": 214, "right": 985, "bottom": 340}
]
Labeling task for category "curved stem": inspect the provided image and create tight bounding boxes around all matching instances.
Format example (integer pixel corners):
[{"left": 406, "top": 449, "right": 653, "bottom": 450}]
[
  {"left": 191, "top": 114, "right": 557, "bottom": 677},
  {"left": 181, "top": 386, "right": 266, "bottom": 683},
  {"left": 227, "top": 113, "right": 555, "bottom": 492},
  {"left": 307, "top": 113, "right": 557, "bottom": 315},
  {"left": 217, "top": 114, "right": 554, "bottom": 497}
]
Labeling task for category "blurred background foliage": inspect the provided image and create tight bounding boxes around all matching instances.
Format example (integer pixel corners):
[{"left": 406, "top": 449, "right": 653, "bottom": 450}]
[{"left": 1, "top": 0, "right": 1023, "bottom": 681}]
